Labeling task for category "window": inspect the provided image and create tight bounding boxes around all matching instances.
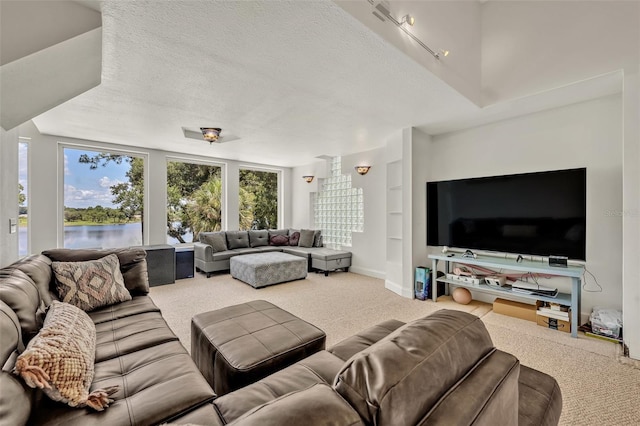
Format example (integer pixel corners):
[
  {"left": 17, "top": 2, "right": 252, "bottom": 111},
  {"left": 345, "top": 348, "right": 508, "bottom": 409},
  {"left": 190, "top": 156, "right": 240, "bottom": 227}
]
[
  {"left": 239, "top": 169, "right": 279, "bottom": 230},
  {"left": 166, "top": 160, "right": 222, "bottom": 244},
  {"left": 18, "top": 141, "right": 28, "bottom": 256},
  {"left": 62, "top": 147, "right": 144, "bottom": 248}
]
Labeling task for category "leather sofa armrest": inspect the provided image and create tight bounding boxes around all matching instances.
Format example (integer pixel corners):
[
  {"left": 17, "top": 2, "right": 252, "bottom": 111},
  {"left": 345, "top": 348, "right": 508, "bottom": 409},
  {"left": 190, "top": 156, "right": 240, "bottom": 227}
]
[{"left": 194, "top": 242, "right": 214, "bottom": 262}]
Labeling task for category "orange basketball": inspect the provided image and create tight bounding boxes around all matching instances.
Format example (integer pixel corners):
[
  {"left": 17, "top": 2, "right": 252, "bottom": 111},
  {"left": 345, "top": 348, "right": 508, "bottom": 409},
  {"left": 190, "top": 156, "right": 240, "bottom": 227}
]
[{"left": 452, "top": 287, "right": 472, "bottom": 305}]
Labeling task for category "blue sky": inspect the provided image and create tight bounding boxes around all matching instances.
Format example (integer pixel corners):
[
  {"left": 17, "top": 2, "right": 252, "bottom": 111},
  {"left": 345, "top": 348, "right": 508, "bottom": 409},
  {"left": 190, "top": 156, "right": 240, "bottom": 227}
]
[{"left": 63, "top": 148, "right": 132, "bottom": 209}]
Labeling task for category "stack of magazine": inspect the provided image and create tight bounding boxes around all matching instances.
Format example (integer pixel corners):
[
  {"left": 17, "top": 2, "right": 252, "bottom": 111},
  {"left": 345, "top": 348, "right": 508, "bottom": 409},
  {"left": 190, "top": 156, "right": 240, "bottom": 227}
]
[{"left": 511, "top": 281, "right": 558, "bottom": 298}]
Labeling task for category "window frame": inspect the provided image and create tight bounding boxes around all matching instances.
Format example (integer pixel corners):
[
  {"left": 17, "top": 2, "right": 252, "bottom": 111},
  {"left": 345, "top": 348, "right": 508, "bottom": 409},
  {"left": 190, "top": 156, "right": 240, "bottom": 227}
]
[
  {"left": 165, "top": 156, "right": 226, "bottom": 244},
  {"left": 238, "top": 165, "right": 282, "bottom": 230},
  {"left": 18, "top": 137, "right": 30, "bottom": 257},
  {"left": 57, "top": 142, "right": 149, "bottom": 248}
]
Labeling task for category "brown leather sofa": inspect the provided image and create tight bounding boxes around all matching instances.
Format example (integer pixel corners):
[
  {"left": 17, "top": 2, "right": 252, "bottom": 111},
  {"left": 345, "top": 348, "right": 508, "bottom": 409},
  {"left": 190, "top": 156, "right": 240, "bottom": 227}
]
[
  {"left": 1, "top": 250, "right": 561, "bottom": 426},
  {"left": 0, "top": 249, "right": 215, "bottom": 426},
  {"left": 186, "top": 310, "right": 562, "bottom": 426}
]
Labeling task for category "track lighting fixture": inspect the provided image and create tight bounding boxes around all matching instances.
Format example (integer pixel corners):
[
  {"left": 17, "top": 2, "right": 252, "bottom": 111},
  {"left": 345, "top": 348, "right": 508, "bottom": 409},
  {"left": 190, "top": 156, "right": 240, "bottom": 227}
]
[
  {"left": 368, "top": 1, "right": 448, "bottom": 60},
  {"left": 399, "top": 14, "right": 415, "bottom": 26}
]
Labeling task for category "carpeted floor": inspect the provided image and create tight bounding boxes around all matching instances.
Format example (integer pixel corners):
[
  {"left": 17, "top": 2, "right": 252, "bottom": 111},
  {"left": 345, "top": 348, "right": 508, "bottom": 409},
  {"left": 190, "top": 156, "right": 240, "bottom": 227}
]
[{"left": 150, "top": 271, "right": 640, "bottom": 425}]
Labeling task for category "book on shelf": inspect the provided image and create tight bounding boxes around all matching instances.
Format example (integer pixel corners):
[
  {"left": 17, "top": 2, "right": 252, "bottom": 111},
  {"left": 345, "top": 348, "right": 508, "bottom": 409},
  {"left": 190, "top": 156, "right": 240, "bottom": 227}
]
[{"left": 537, "top": 309, "right": 570, "bottom": 321}]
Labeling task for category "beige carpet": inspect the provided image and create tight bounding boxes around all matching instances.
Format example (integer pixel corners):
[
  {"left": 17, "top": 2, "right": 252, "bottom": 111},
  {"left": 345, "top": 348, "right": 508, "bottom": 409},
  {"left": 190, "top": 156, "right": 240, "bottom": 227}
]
[{"left": 150, "top": 272, "right": 640, "bottom": 425}]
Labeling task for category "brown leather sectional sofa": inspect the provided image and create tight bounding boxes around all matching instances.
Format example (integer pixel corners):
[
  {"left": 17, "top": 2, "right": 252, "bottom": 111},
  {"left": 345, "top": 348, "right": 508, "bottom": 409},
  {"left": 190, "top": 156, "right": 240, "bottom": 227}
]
[
  {"left": 1, "top": 249, "right": 216, "bottom": 426},
  {"left": 0, "top": 249, "right": 562, "bottom": 425}
]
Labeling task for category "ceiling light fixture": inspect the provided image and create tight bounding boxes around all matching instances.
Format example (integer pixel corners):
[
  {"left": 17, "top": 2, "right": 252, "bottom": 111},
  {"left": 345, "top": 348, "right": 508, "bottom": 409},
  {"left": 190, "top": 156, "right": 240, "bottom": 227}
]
[
  {"left": 368, "top": 1, "right": 448, "bottom": 60},
  {"left": 399, "top": 14, "right": 415, "bottom": 26},
  {"left": 200, "top": 127, "right": 222, "bottom": 143},
  {"left": 303, "top": 176, "right": 315, "bottom": 183},
  {"left": 355, "top": 166, "right": 371, "bottom": 176}
]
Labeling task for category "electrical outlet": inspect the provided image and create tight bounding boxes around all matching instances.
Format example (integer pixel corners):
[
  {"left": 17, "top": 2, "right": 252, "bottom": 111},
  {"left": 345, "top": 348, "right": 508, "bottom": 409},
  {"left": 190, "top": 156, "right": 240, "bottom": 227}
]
[{"left": 9, "top": 218, "right": 17, "bottom": 234}]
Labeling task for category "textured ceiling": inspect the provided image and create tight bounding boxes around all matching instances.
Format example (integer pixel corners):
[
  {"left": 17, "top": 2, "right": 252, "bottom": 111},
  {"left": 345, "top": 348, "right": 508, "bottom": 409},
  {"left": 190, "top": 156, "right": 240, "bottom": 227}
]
[{"left": 32, "top": 0, "right": 479, "bottom": 167}]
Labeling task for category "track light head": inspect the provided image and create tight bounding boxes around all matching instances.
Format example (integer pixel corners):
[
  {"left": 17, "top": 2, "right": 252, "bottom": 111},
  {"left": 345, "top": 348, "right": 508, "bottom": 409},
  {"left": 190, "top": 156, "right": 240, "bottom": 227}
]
[{"left": 400, "top": 14, "right": 415, "bottom": 26}]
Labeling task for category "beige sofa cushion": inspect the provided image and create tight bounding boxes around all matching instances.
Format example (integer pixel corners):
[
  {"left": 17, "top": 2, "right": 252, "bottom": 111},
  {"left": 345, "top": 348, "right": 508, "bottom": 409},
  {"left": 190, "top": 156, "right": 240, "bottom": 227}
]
[{"left": 333, "top": 309, "right": 495, "bottom": 425}]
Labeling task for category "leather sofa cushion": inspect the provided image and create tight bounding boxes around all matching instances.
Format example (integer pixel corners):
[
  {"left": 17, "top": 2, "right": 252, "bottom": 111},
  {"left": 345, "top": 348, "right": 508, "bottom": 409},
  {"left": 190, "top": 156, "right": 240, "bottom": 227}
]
[
  {"left": 43, "top": 248, "right": 149, "bottom": 295},
  {"left": 95, "top": 311, "right": 178, "bottom": 363},
  {"left": 518, "top": 365, "right": 563, "bottom": 426},
  {"left": 423, "top": 349, "right": 520, "bottom": 425},
  {"left": 89, "top": 295, "right": 160, "bottom": 324},
  {"left": 0, "top": 301, "right": 34, "bottom": 426},
  {"left": 248, "top": 230, "right": 269, "bottom": 247},
  {"left": 29, "top": 341, "right": 215, "bottom": 426},
  {"left": 166, "top": 402, "right": 224, "bottom": 426},
  {"left": 334, "top": 309, "right": 495, "bottom": 425},
  {"left": 328, "top": 319, "right": 405, "bottom": 362},
  {"left": 214, "top": 350, "right": 344, "bottom": 423},
  {"left": 0, "top": 268, "right": 45, "bottom": 343},
  {"left": 6, "top": 255, "right": 54, "bottom": 306},
  {"left": 226, "top": 231, "right": 250, "bottom": 249},
  {"left": 228, "top": 383, "right": 364, "bottom": 426}
]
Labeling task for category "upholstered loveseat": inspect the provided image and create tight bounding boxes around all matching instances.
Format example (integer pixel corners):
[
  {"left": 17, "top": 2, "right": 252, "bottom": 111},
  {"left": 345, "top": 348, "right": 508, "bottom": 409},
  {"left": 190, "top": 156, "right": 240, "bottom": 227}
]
[
  {"left": 0, "top": 249, "right": 215, "bottom": 426},
  {"left": 194, "top": 229, "right": 351, "bottom": 277}
]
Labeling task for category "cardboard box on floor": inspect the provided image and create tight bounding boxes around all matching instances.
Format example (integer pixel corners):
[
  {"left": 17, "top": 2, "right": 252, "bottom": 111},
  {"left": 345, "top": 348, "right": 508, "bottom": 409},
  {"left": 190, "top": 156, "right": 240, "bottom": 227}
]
[
  {"left": 536, "top": 313, "right": 571, "bottom": 333},
  {"left": 493, "top": 298, "right": 542, "bottom": 322}
]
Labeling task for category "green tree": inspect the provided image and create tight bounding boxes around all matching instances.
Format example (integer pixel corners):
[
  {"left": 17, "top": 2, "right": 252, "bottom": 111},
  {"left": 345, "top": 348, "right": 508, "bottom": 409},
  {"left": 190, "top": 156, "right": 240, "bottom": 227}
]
[
  {"left": 18, "top": 183, "right": 26, "bottom": 206},
  {"left": 186, "top": 179, "right": 224, "bottom": 239},
  {"left": 167, "top": 162, "right": 221, "bottom": 243},
  {"left": 239, "top": 170, "right": 278, "bottom": 230}
]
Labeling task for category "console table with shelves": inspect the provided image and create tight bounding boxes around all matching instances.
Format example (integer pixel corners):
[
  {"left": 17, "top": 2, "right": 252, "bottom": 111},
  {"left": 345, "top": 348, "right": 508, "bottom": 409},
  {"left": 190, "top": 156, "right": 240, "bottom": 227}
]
[{"left": 428, "top": 254, "right": 584, "bottom": 337}]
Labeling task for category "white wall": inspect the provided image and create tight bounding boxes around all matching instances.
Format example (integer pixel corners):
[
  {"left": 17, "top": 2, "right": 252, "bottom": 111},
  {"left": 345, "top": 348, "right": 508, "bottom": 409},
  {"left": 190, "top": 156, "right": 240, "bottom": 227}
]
[
  {"left": 0, "top": 127, "right": 19, "bottom": 267},
  {"left": 427, "top": 95, "right": 623, "bottom": 320},
  {"left": 292, "top": 148, "right": 387, "bottom": 279},
  {"left": 481, "top": 1, "right": 639, "bottom": 105},
  {"left": 622, "top": 69, "right": 640, "bottom": 359},
  {"left": 336, "top": 0, "right": 482, "bottom": 105},
  {"left": 411, "top": 128, "right": 431, "bottom": 272},
  {"left": 17, "top": 122, "right": 292, "bottom": 254}
]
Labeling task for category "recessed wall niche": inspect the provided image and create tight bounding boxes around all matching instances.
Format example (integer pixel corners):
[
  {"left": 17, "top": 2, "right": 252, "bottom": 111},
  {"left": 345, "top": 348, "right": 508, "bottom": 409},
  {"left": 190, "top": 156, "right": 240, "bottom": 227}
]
[{"left": 313, "top": 157, "right": 364, "bottom": 249}]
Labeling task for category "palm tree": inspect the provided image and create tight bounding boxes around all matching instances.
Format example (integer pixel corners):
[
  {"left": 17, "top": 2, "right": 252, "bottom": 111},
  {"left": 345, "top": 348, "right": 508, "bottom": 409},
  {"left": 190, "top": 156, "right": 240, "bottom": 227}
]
[{"left": 187, "top": 179, "right": 223, "bottom": 240}]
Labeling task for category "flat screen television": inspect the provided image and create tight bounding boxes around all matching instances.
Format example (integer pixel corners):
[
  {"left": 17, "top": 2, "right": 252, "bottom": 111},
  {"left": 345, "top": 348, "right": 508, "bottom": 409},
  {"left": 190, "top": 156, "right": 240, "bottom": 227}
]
[{"left": 426, "top": 168, "right": 586, "bottom": 260}]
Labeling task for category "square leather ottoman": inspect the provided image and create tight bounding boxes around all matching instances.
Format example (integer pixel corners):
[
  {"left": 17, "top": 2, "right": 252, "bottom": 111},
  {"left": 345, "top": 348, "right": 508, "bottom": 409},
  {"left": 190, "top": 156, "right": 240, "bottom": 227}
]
[{"left": 191, "top": 300, "right": 326, "bottom": 396}]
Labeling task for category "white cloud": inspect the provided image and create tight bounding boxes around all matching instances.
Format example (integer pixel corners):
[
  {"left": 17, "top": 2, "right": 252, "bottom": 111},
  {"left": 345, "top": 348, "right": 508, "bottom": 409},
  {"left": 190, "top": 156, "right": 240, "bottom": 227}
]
[
  {"left": 98, "top": 176, "right": 123, "bottom": 188},
  {"left": 64, "top": 184, "right": 114, "bottom": 208}
]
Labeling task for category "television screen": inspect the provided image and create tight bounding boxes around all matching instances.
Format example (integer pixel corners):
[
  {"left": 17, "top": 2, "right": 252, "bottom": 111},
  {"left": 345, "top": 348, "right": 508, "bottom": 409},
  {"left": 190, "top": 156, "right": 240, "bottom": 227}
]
[{"left": 427, "top": 168, "right": 586, "bottom": 260}]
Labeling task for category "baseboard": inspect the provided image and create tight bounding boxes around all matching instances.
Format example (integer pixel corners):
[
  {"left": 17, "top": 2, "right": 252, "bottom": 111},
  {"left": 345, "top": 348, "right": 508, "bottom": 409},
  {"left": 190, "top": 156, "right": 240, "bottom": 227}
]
[
  {"left": 384, "top": 280, "right": 414, "bottom": 298},
  {"left": 349, "top": 266, "right": 385, "bottom": 280}
]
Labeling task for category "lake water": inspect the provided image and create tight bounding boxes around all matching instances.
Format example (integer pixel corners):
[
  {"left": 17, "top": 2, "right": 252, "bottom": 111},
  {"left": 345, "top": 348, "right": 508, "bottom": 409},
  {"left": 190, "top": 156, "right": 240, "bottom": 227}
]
[{"left": 19, "top": 223, "right": 194, "bottom": 254}]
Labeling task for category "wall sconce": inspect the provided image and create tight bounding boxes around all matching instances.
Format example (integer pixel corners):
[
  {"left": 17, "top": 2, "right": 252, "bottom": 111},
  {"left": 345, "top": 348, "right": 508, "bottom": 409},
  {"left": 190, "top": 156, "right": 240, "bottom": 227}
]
[
  {"left": 354, "top": 166, "right": 371, "bottom": 176},
  {"left": 303, "top": 175, "right": 315, "bottom": 183}
]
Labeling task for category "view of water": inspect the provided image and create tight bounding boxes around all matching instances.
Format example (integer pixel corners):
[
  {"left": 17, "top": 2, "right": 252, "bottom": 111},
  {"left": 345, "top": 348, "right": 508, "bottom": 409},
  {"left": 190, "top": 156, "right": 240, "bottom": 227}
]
[
  {"left": 64, "top": 223, "right": 143, "bottom": 248},
  {"left": 19, "top": 223, "right": 195, "bottom": 254}
]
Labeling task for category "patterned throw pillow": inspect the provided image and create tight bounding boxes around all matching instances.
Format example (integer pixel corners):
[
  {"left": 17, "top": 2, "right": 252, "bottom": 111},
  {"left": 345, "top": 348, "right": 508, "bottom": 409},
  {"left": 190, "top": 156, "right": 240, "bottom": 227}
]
[
  {"left": 289, "top": 231, "right": 300, "bottom": 246},
  {"left": 14, "top": 301, "right": 119, "bottom": 411},
  {"left": 270, "top": 234, "right": 289, "bottom": 246},
  {"left": 52, "top": 254, "right": 132, "bottom": 312}
]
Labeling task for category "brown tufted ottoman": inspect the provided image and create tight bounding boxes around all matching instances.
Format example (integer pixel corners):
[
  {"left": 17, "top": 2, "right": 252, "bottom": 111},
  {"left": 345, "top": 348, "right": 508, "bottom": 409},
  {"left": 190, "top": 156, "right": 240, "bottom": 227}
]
[{"left": 191, "top": 300, "right": 326, "bottom": 396}]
